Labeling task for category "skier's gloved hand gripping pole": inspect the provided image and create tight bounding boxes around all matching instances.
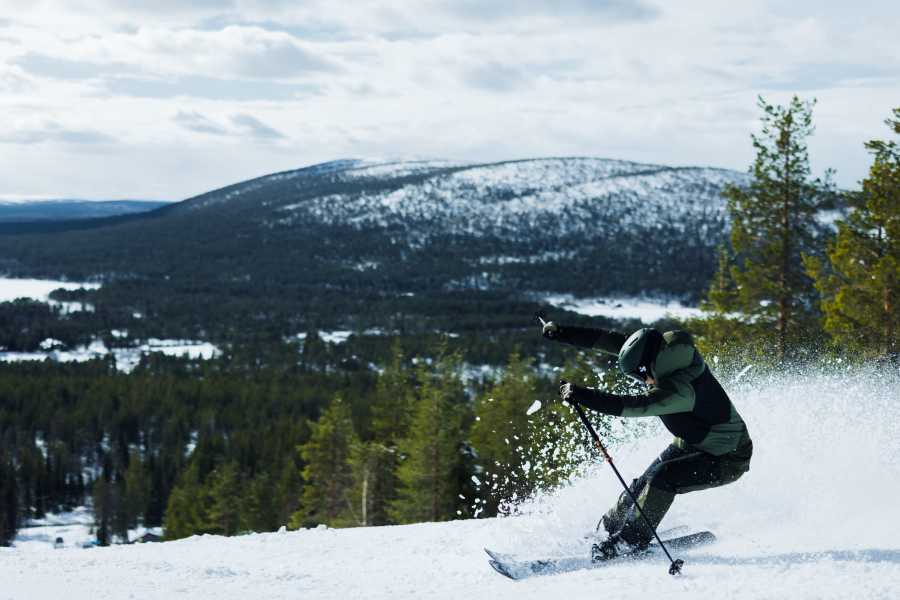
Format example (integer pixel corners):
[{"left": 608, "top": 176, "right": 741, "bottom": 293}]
[{"left": 535, "top": 311, "right": 684, "bottom": 576}]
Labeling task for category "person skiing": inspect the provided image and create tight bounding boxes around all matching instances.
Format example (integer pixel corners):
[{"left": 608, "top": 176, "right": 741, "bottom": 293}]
[{"left": 541, "top": 320, "right": 752, "bottom": 561}]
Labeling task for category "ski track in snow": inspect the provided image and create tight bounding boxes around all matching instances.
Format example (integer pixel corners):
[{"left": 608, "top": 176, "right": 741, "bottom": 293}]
[{"left": 4, "top": 366, "right": 900, "bottom": 599}]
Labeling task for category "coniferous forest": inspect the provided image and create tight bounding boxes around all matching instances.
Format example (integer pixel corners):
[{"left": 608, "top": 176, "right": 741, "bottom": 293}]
[{"left": 0, "top": 99, "right": 897, "bottom": 547}]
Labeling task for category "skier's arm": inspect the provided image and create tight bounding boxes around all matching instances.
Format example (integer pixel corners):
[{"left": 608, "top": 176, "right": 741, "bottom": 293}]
[
  {"left": 544, "top": 324, "right": 627, "bottom": 356},
  {"left": 561, "top": 373, "right": 695, "bottom": 417}
]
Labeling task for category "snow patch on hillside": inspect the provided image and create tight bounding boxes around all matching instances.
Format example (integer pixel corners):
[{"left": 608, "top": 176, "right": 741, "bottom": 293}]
[
  {"left": 0, "top": 338, "right": 221, "bottom": 373},
  {"left": 272, "top": 158, "right": 748, "bottom": 239},
  {"left": 15, "top": 507, "right": 163, "bottom": 551},
  {"left": 544, "top": 294, "right": 704, "bottom": 322},
  {"left": 0, "top": 278, "right": 100, "bottom": 303}
]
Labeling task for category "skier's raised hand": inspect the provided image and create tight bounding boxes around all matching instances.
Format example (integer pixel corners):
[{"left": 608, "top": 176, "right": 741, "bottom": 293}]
[
  {"left": 541, "top": 320, "right": 560, "bottom": 340},
  {"left": 558, "top": 379, "right": 580, "bottom": 403}
]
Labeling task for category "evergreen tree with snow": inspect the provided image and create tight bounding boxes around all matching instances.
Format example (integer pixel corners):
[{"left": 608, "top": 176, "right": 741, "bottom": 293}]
[
  {"left": 806, "top": 108, "right": 900, "bottom": 358},
  {"left": 290, "top": 396, "right": 357, "bottom": 528},
  {"left": 391, "top": 354, "right": 465, "bottom": 524},
  {"left": 710, "top": 95, "right": 833, "bottom": 361}
]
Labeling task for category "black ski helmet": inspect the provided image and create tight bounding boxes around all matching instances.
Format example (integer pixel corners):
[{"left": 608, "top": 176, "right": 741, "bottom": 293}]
[{"left": 618, "top": 328, "right": 663, "bottom": 382}]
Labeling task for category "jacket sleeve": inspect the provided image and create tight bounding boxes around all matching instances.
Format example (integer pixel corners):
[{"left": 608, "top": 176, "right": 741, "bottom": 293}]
[
  {"left": 555, "top": 326, "right": 627, "bottom": 356},
  {"left": 573, "top": 372, "right": 696, "bottom": 417}
]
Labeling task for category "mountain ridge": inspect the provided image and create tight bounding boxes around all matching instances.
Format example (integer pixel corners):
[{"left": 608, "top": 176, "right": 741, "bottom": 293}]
[{"left": 0, "top": 156, "right": 750, "bottom": 340}]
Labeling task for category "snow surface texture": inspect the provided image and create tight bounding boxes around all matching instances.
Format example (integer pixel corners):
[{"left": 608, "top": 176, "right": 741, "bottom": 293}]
[{"left": 4, "top": 366, "right": 900, "bottom": 599}]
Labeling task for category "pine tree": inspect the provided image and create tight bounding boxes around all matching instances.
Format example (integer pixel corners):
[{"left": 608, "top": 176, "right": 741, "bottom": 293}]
[
  {"left": 717, "top": 95, "right": 832, "bottom": 361},
  {"left": 110, "top": 476, "right": 131, "bottom": 543},
  {"left": 0, "top": 453, "right": 19, "bottom": 546},
  {"left": 357, "top": 341, "right": 415, "bottom": 525},
  {"left": 207, "top": 461, "right": 244, "bottom": 536},
  {"left": 347, "top": 441, "right": 393, "bottom": 526},
  {"left": 806, "top": 108, "right": 900, "bottom": 357},
  {"left": 124, "top": 449, "right": 150, "bottom": 529},
  {"left": 164, "top": 462, "right": 214, "bottom": 540},
  {"left": 289, "top": 396, "right": 357, "bottom": 528},
  {"left": 273, "top": 460, "right": 302, "bottom": 528},
  {"left": 391, "top": 355, "right": 465, "bottom": 524},
  {"left": 92, "top": 476, "right": 112, "bottom": 546}
]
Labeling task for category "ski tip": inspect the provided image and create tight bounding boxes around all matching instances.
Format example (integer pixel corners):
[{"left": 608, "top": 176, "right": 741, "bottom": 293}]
[
  {"left": 489, "top": 560, "right": 517, "bottom": 580},
  {"left": 484, "top": 547, "right": 497, "bottom": 559},
  {"left": 691, "top": 530, "right": 717, "bottom": 545}
]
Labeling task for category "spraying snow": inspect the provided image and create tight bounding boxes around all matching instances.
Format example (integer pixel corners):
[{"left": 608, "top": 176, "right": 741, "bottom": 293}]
[
  {"left": 526, "top": 400, "right": 542, "bottom": 415},
  {"left": 4, "top": 365, "right": 900, "bottom": 599}
]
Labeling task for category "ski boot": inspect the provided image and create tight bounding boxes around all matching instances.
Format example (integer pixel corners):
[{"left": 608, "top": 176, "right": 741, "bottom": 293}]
[
  {"left": 590, "top": 533, "right": 649, "bottom": 563},
  {"left": 591, "top": 534, "right": 626, "bottom": 562}
]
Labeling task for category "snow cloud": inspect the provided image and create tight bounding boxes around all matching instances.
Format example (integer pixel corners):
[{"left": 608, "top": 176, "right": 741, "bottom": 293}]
[{"left": 1, "top": 1, "right": 899, "bottom": 199}]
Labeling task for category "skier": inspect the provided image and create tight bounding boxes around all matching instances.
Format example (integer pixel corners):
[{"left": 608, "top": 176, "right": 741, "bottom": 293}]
[{"left": 541, "top": 321, "right": 753, "bottom": 561}]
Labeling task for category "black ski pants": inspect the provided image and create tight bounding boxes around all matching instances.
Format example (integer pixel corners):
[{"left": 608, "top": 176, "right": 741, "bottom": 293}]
[{"left": 601, "top": 441, "right": 752, "bottom": 547}]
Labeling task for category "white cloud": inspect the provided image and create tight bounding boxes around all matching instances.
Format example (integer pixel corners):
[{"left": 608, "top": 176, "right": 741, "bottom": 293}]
[
  {"left": 10, "top": 26, "right": 338, "bottom": 81},
  {"left": 173, "top": 110, "right": 229, "bottom": 135},
  {"left": 0, "top": 0, "right": 898, "bottom": 199},
  {"left": 231, "top": 113, "right": 285, "bottom": 140},
  {"left": 0, "top": 120, "right": 115, "bottom": 145}
]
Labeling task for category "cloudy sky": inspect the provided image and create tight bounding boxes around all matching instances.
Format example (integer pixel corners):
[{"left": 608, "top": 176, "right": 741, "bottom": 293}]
[{"left": 1, "top": 0, "right": 898, "bottom": 200}]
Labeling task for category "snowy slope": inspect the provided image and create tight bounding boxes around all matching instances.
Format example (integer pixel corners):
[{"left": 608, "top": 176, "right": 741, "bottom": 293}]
[
  {"left": 269, "top": 157, "right": 745, "bottom": 239},
  {"left": 4, "top": 366, "right": 899, "bottom": 600}
]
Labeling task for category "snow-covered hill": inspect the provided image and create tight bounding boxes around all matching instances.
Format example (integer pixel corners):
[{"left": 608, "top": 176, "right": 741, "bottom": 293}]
[
  {"left": 0, "top": 156, "right": 747, "bottom": 306},
  {"left": 184, "top": 157, "right": 746, "bottom": 241},
  {"left": 5, "top": 365, "right": 899, "bottom": 599}
]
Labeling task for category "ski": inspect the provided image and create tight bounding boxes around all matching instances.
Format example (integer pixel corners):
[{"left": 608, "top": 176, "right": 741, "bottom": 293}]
[{"left": 485, "top": 530, "right": 716, "bottom": 580}]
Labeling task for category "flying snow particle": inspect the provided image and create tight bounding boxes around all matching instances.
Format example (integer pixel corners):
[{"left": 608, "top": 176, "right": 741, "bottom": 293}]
[
  {"left": 471, "top": 475, "right": 481, "bottom": 486},
  {"left": 526, "top": 400, "right": 542, "bottom": 415},
  {"left": 734, "top": 364, "right": 754, "bottom": 382}
]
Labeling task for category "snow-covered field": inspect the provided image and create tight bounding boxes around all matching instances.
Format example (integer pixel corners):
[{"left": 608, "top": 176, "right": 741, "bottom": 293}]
[
  {"left": 0, "top": 277, "right": 100, "bottom": 306},
  {"left": 0, "top": 338, "right": 221, "bottom": 373},
  {"left": 0, "top": 278, "right": 220, "bottom": 371},
  {"left": 3, "top": 366, "right": 899, "bottom": 599}
]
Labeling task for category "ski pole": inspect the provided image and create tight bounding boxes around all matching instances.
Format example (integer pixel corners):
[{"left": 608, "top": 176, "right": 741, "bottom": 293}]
[{"left": 572, "top": 402, "right": 684, "bottom": 576}]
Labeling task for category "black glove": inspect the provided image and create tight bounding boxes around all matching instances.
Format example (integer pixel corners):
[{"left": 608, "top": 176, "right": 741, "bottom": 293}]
[
  {"left": 542, "top": 320, "right": 560, "bottom": 340},
  {"left": 558, "top": 379, "right": 626, "bottom": 416},
  {"left": 558, "top": 379, "right": 585, "bottom": 403}
]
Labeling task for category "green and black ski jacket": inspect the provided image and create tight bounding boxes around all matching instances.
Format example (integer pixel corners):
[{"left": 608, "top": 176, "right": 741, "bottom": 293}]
[{"left": 556, "top": 326, "right": 751, "bottom": 457}]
